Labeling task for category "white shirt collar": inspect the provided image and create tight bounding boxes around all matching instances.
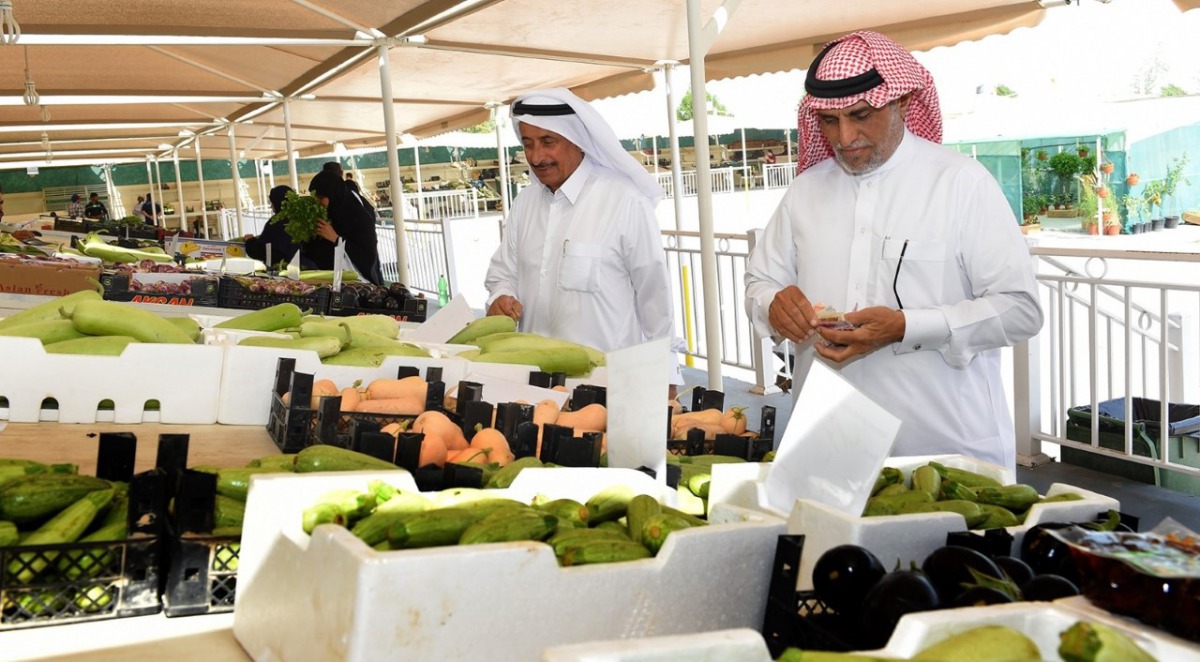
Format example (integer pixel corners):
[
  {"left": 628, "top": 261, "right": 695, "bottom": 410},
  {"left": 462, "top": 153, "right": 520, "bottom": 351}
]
[
  {"left": 550, "top": 156, "right": 595, "bottom": 204},
  {"left": 857, "top": 128, "right": 914, "bottom": 181}
]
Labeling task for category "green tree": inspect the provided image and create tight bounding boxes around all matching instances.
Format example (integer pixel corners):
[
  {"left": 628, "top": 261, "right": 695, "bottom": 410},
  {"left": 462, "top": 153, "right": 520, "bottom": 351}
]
[
  {"left": 462, "top": 120, "right": 496, "bottom": 134},
  {"left": 676, "top": 90, "right": 729, "bottom": 122},
  {"left": 1161, "top": 83, "right": 1187, "bottom": 97}
]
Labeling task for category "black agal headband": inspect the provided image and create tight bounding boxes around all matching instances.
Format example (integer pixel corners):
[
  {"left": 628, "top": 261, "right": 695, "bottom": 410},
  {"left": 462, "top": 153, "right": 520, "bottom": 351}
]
[
  {"left": 512, "top": 101, "right": 576, "bottom": 116},
  {"left": 804, "top": 40, "right": 885, "bottom": 99}
]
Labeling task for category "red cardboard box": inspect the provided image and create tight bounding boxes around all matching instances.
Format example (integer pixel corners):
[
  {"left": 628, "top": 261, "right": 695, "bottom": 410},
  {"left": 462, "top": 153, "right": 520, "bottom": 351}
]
[{"left": 0, "top": 256, "right": 102, "bottom": 297}]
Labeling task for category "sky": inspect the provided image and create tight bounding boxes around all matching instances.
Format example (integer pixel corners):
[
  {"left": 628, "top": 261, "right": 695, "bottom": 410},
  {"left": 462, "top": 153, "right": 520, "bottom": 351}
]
[{"left": 589, "top": 0, "right": 1200, "bottom": 139}]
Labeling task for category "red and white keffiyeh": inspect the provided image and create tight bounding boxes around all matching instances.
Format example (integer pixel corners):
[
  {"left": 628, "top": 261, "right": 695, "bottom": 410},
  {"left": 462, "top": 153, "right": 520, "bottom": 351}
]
[{"left": 796, "top": 30, "right": 942, "bottom": 174}]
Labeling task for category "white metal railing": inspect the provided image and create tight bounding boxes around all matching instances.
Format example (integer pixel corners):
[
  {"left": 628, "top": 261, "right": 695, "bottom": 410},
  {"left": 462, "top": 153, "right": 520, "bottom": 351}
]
[
  {"left": 661, "top": 230, "right": 760, "bottom": 374},
  {"left": 655, "top": 167, "right": 738, "bottom": 198},
  {"left": 377, "top": 219, "right": 450, "bottom": 297},
  {"left": 764, "top": 163, "right": 795, "bottom": 189},
  {"left": 380, "top": 189, "right": 479, "bottom": 222},
  {"left": 1016, "top": 246, "right": 1200, "bottom": 482}
]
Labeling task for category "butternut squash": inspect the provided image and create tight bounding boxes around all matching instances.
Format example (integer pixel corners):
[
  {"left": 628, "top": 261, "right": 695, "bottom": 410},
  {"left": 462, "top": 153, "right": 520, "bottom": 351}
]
[
  {"left": 673, "top": 421, "right": 726, "bottom": 441},
  {"left": 364, "top": 375, "right": 427, "bottom": 402},
  {"left": 468, "top": 427, "right": 514, "bottom": 467},
  {"left": 555, "top": 403, "right": 607, "bottom": 433},
  {"left": 720, "top": 406, "right": 748, "bottom": 435},
  {"left": 355, "top": 397, "right": 424, "bottom": 416},
  {"left": 670, "top": 408, "right": 723, "bottom": 437},
  {"left": 339, "top": 387, "right": 362, "bottom": 413},
  {"left": 418, "top": 433, "right": 448, "bottom": 468},
  {"left": 311, "top": 379, "right": 340, "bottom": 408},
  {"left": 413, "top": 410, "right": 468, "bottom": 451}
]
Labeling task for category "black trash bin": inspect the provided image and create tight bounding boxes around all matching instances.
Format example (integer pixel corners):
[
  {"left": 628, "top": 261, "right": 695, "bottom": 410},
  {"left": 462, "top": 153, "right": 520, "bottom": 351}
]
[{"left": 1063, "top": 396, "right": 1200, "bottom": 495}]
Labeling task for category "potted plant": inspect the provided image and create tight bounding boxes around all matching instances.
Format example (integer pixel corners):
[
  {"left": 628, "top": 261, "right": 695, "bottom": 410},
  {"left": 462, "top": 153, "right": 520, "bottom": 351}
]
[
  {"left": 1101, "top": 194, "right": 1121, "bottom": 235},
  {"left": 1100, "top": 161, "right": 1115, "bottom": 175},
  {"left": 1126, "top": 172, "right": 1140, "bottom": 186},
  {"left": 1122, "top": 194, "right": 1146, "bottom": 234},
  {"left": 1048, "top": 152, "right": 1083, "bottom": 209},
  {"left": 1161, "top": 152, "right": 1189, "bottom": 228},
  {"left": 1036, "top": 149, "right": 1049, "bottom": 162},
  {"left": 1077, "top": 145, "right": 1090, "bottom": 159},
  {"left": 1143, "top": 180, "right": 1164, "bottom": 230},
  {"left": 1021, "top": 196, "right": 1041, "bottom": 234}
]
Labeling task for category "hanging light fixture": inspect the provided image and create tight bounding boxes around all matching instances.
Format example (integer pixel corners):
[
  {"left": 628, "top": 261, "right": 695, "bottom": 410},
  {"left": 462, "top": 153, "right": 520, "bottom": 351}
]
[
  {"left": 39, "top": 104, "right": 50, "bottom": 122},
  {"left": 0, "top": 0, "right": 20, "bottom": 45},
  {"left": 40, "top": 131, "right": 49, "bottom": 151},
  {"left": 22, "top": 45, "right": 39, "bottom": 106}
]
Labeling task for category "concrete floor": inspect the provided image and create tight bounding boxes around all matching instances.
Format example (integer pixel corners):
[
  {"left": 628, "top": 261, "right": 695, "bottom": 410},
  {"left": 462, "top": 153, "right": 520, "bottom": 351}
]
[{"left": 681, "top": 365, "right": 1200, "bottom": 534}]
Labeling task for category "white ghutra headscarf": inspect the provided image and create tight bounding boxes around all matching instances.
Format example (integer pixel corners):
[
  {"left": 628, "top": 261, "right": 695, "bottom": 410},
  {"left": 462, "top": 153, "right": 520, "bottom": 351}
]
[{"left": 511, "top": 88, "right": 664, "bottom": 202}]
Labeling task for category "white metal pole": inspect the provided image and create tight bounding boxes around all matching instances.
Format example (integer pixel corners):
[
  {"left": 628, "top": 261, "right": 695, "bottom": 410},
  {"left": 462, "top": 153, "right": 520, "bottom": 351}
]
[
  {"left": 144, "top": 158, "right": 154, "bottom": 221},
  {"left": 153, "top": 156, "right": 166, "bottom": 229},
  {"left": 195, "top": 139, "right": 209, "bottom": 239},
  {"left": 172, "top": 149, "right": 185, "bottom": 232},
  {"left": 491, "top": 103, "right": 512, "bottom": 217},
  {"left": 102, "top": 164, "right": 116, "bottom": 220},
  {"left": 227, "top": 123, "right": 243, "bottom": 239},
  {"left": 740, "top": 126, "right": 748, "bottom": 186},
  {"left": 378, "top": 42, "right": 410, "bottom": 284},
  {"left": 687, "top": 0, "right": 725, "bottom": 389},
  {"left": 413, "top": 145, "right": 426, "bottom": 219},
  {"left": 663, "top": 63, "right": 686, "bottom": 233},
  {"left": 283, "top": 97, "right": 299, "bottom": 192}
]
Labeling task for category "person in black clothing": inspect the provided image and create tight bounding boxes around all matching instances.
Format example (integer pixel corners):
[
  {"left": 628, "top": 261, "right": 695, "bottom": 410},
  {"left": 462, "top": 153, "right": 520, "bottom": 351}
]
[
  {"left": 242, "top": 185, "right": 318, "bottom": 270},
  {"left": 141, "top": 193, "right": 162, "bottom": 225},
  {"left": 308, "top": 169, "right": 384, "bottom": 285},
  {"left": 83, "top": 193, "right": 108, "bottom": 221}
]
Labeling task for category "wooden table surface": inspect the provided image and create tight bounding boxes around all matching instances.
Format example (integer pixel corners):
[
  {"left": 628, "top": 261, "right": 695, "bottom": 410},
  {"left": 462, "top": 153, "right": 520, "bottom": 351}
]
[{"left": 0, "top": 422, "right": 280, "bottom": 471}]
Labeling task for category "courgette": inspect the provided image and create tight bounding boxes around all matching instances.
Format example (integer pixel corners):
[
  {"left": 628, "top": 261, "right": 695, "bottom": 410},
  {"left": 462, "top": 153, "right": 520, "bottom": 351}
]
[
  {"left": 0, "top": 473, "right": 113, "bottom": 523},
  {"left": 294, "top": 445, "right": 400, "bottom": 473}
]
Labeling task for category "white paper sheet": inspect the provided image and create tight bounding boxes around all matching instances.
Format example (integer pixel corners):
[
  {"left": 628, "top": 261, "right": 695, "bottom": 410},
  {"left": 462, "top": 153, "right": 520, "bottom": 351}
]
[
  {"left": 404, "top": 294, "right": 476, "bottom": 343},
  {"left": 764, "top": 360, "right": 901, "bottom": 516},
  {"left": 605, "top": 337, "right": 670, "bottom": 483},
  {"left": 456, "top": 372, "right": 569, "bottom": 409}
]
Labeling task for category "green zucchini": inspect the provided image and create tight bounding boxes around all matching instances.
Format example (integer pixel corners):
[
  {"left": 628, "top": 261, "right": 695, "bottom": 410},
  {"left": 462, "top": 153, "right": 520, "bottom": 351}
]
[
  {"left": 0, "top": 287, "right": 102, "bottom": 332},
  {"left": 65, "top": 299, "right": 194, "bottom": 344},
  {"left": 215, "top": 302, "right": 306, "bottom": 332},
  {"left": 0, "top": 473, "right": 113, "bottom": 523},
  {"left": 294, "top": 445, "right": 400, "bottom": 473}
]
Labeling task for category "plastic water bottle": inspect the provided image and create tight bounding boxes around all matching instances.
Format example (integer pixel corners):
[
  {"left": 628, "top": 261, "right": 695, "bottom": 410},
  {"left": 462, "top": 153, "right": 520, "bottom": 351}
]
[{"left": 437, "top": 274, "right": 449, "bottom": 306}]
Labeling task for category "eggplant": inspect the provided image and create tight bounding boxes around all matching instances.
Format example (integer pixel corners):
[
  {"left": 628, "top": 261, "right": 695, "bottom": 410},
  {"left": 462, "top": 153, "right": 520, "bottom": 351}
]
[
  {"left": 1020, "top": 523, "right": 1082, "bottom": 585},
  {"left": 811, "top": 544, "right": 886, "bottom": 618},
  {"left": 992, "top": 555, "right": 1035, "bottom": 588},
  {"left": 920, "top": 545, "right": 1004, "bottom": 604},
  {"left": 1020, "top": 573, "right": 1079, "bottom": 601},
  {"left": 859, "top": 569, "right": 939, "bottom": 649}
]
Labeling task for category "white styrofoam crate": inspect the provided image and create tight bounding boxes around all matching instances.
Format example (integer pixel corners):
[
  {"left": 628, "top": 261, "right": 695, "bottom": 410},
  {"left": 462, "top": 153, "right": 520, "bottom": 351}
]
[
  {"left": 233, "top": 468, "right": 786, "bottom": 662},
  {"left": 458, "top": 361, "right": 608, "bottom": 389},
  {"left": 0, "top": 336, "right": 223, "bottom": 424},
  {"left": 869, "top": 602, "right": 1176, "bottom": 661},
  {"left": 213, "top": 344, "right": 468, "bottom": 425},
  {"left": 541, "top": 628, "right": 772, "bottom": 662},
  {"left": 707, "top": 454, "right": 1119, "bottom": 591},
  {"left": 1055, "top": 596, "right": 1200, "bottom": 661}
]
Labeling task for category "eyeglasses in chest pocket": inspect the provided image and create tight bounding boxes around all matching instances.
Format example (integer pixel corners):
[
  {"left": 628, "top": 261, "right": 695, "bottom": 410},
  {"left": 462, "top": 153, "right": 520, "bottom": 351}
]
[
  {"left": 558, "top": 240, "right": 604, "bottom": 293},
  {"left": 882, "top": 238, "right": 949, "bottom": 309}
]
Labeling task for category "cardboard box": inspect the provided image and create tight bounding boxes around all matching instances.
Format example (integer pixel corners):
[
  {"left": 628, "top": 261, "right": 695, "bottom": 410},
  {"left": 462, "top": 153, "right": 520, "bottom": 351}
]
[
  {"left": 707, "top": 454, "right": 1119, "bottom": 592},
  {"left": 233, "top": 469, "right": 786, "bottom": 662},
  {"left": 0, "top": 257, "right": 102, "bottom": 298}
]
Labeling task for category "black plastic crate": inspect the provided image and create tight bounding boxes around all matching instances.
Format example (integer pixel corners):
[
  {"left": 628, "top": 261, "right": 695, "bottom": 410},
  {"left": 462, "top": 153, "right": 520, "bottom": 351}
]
[
  {"left": 52, "top": 218, "right": 87, "bottom": 233},
  {"left": 0, "top": 456, "right": 166, "bottom": 632},
  {"left": 218, "top": 275, "right": 331, "bottom": 313},
  {"left": 265, "top": 358, "right": 446, "bottom": 453},
  {"left": 163, "top": 533, "right": 239, "bottom": 617},
  {"left": 665, "top": 387, "right": 776, "bottom": 461},
  {"left": 99, "top": 272, "right": 219, "bottom": 307},
  {"left": 761, "top": 534, "right": 856, "bottom": 658},
  {"left": 326, "top": 289, "right": 428, "bottom": 323}
]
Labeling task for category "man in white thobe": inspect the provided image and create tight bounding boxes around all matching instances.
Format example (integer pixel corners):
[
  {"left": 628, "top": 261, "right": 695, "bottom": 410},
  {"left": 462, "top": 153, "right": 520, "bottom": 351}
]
[
  {"left": 485, "top": 88, "right": 682, "bottom": 387},
  {"left": 744, "top": 31, "right": 1043, "bottom": 470}
]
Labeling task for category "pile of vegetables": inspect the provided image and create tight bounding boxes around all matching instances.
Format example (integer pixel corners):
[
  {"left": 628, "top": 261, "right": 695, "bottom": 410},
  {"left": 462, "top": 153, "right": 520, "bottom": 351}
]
[
  {"left": 0, "top": 286, "right": 201, "bottom": 355},
  {"left": 222, "top": 304, "right": 430, "bottom": 366},
  {"left": 229, "top": 275, "right": 320, "bottom": 297},
  {"left": 0, "top": 460, "right": 135, "bottom": 616},
  {"left": 301, "top": 481, "right": 706, "bottom": 566},
  {"left": 862, "top": 461, "right": 1085, "bottom": 530},
  {"left": 75, "top": 232, "right": 173, "bottom": 265},
  {"left": 333, "top": 281, "right": 417, "bottom": 313},
  {"left": 447, "top": 315, "right": 604, "bottom": 377}
]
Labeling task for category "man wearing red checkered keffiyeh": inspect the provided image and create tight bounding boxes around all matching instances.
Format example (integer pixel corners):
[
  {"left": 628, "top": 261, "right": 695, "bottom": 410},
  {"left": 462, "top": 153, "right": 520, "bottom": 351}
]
[{"left": 745, "top": 31, "right": 1043, "bottom": 471}]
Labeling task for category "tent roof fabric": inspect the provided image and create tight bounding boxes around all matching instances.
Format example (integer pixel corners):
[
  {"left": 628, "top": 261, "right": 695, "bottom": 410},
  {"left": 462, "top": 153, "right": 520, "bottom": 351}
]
[{"left": 0, "top": 0, "right": 1049, "bottom": 169}]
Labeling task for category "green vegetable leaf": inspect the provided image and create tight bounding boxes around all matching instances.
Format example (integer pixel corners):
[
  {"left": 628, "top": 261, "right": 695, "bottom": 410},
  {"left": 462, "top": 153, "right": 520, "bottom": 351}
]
[{"left": 271, "top": 191, "right": 327, "bottom": 244}]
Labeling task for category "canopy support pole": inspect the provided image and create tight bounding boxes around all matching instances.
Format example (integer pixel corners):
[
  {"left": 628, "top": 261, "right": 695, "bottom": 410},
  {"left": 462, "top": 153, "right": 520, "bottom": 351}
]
[
  {"left": 661, "top": 62, "right": 685, "bottom": 233},
  {"left": 195, "top": 139, "right": 209, "bottom": 239},
  {"left": 413, "top": 145, "right": 426, "bottom": 219},
  {"left": 378, "top": 41, "right": 410, "bottom": 285},
  {"left": 490, "top": 102, "right": 512, "bottom": 217},
  {"left": 144, "top": 158, "right": 154, "bottom": 223},
  {"left": 172, "top": 149, "right": 185, "bottom": 232},
  {"left": 227, "top": 123, "right": 243, "bottom": 239},
  {"left": 153, "top": 155, "right": 165, "bottom": 229},
  {"left": 101, "top": 164, "right": 116, "bottom": 220},
  {"left": 283, "top": 98, "right": 299, "bottom": 192},
  {"left": 686, "top": 0, "right": 741, "bottom": 389}
]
